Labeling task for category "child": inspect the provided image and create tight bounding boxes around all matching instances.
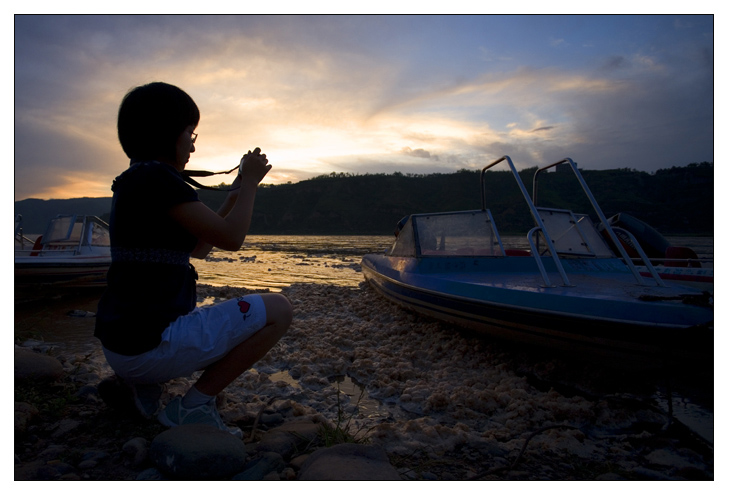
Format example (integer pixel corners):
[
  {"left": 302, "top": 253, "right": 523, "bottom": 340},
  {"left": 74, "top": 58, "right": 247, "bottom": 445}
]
[{"left": 95, "top": 82, "right": 292, "bottom": 437}]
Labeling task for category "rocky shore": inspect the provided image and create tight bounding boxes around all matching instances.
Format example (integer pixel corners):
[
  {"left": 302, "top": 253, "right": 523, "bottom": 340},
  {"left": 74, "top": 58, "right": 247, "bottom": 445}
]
[{"left": 15, "top": 283, "right": 714, "bottom": 480}]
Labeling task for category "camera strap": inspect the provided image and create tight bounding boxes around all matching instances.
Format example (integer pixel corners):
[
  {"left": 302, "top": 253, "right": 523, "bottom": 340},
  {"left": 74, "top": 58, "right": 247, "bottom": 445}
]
[{"left": 182, "top": 165, "right": 239, "bottom": 191}]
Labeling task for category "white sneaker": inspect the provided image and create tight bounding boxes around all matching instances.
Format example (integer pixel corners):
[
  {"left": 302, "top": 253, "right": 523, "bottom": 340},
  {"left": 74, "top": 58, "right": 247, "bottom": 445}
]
[
  {"left": 157, "top": 396, "right": 243, "bottom": 438},
  {"left": 130, "top": 382, "right": 163, "bottom": 419}
]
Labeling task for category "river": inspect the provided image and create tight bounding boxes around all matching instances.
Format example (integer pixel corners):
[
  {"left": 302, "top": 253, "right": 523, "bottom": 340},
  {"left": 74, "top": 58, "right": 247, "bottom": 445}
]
[{"left": 194, "top": 234, "right": 713, "bottom": 291}]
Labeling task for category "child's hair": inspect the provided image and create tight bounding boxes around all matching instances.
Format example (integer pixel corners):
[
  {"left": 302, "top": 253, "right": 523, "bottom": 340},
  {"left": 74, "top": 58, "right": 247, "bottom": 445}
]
[{"left": 117, "top": 82, "right": 200, "bottom": 161}]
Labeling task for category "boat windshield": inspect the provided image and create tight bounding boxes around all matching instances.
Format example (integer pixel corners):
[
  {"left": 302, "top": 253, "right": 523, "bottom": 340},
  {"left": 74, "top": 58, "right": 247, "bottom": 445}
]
[
  {"left": 87, "top": 218, "right": 110, "bottom": 246},
  {"left": 389, "top": 210, "right": 503, "bottom": 257},
  {"left": 42, "top": 215, "right": 110, "bottom": 247}
]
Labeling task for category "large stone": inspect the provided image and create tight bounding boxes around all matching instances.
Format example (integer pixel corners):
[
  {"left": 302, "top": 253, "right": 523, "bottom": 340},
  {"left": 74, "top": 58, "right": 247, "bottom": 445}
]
[
  {"left": 150, "top": 424, "right": 248, "bottom": 480},
  {"left": 298, "top": 443, "right": 401, "bottom": 480},
  {"left": 15, "top": 349, "right": 64, "bottom": 382},
  {"left": 255, "top": 419, "right": 321, "bottom": 460}
]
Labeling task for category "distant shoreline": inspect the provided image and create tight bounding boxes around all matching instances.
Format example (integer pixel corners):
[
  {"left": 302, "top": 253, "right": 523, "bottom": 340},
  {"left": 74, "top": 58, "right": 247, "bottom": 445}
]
[{"left": 15, "top": 164, "right": 714, "bottom": 237}]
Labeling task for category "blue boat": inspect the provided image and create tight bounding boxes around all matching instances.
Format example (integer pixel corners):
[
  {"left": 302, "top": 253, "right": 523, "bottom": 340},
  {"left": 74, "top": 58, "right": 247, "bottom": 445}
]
[{"left": 361, "top": 156, "right": 713, "bottom": 363}]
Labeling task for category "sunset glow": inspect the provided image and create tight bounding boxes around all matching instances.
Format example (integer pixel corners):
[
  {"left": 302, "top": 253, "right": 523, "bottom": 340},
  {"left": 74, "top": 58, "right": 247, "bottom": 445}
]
[{"left": 14, "top": 14, "right": 713, "bottom": 200}]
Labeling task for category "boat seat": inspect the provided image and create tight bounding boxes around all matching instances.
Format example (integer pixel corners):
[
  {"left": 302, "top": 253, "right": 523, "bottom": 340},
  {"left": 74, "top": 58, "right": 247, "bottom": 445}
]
[{"left": 665, "top": 246, "right": 701, "bottom": 268}]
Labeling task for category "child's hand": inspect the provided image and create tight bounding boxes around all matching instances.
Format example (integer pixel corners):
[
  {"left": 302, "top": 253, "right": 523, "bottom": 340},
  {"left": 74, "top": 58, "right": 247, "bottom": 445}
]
[{"left": 238, "top": 147, "right": 272, "bottom": 184}]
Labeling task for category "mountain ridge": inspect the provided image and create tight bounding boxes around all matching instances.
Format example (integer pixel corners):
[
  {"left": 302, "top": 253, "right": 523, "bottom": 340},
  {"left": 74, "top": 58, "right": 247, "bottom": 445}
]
[{"left": 14, "top": 163, "right": 713, "bottom": 236}]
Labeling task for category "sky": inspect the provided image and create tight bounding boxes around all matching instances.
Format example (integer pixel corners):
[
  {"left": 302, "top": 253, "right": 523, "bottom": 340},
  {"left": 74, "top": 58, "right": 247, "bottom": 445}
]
[{"left": 13, "top": 13, "right": 714, "bottom": 201}]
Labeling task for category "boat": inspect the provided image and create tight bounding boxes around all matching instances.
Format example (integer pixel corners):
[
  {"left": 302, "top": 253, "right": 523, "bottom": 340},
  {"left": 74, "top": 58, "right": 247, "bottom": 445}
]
[
  {"left": 15, "top": 214, "right": 112, "bottom": 288},
  {"left": 599, "top": 212, "right": 713, "bottom": 292},
  {"left": 361, "top": 156, "right": 713, "bottom": 364}
]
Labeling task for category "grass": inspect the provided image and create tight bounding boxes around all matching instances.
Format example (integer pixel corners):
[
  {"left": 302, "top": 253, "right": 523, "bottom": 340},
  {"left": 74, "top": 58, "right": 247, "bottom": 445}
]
[
  {"left": 15, "top": 380, "right": 78, "bottom": 419},
  {"left": 318, "top": 378, "right": 373, "bottom": 447}
]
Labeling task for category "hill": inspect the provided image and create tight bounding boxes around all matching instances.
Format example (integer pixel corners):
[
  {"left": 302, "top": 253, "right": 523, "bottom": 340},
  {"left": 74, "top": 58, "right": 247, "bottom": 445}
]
[
  {"left": 14, "top": 197, "right": 113, "bottom": 235},
  {"left": 15, "top": 162, "right": 713, "bottom": 236}
]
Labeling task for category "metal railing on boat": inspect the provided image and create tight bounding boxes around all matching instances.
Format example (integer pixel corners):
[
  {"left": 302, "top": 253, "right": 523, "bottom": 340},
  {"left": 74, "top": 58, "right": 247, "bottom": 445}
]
[
  {"left": 481, "top": 155, "right": 667, "bottom": 288},
  {"left": 533, "top": 158, "right": 665, "bottom": 287},
  {"left": 481, "top": 156, "right": 572, "bottom": 287}
]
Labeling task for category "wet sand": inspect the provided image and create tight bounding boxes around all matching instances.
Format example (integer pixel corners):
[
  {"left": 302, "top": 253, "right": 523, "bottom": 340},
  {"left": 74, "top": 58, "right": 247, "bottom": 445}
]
[{"left": 14, "top": 282, "right": 714, "bottom": 480}]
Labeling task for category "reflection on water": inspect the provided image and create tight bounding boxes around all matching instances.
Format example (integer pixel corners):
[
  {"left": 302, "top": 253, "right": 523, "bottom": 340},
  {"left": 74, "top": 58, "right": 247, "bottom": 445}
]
[
  {"left": 194, "top": 235, "right": 713, "bottom": 292},
  {"left": 194, "top": 235, "right": 393, "bottom": 291}
]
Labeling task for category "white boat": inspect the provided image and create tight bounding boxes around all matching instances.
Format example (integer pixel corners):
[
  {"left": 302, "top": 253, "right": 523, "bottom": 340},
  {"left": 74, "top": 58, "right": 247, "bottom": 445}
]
[{"left": 15, "top": 214, "right": 111, "bottom": 288}]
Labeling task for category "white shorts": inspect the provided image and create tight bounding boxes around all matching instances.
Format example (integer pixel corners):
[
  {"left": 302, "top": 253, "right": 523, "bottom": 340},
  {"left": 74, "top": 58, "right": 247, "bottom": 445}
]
[{"left": 103, "top": 294, "right": 267, "bottom": 384}]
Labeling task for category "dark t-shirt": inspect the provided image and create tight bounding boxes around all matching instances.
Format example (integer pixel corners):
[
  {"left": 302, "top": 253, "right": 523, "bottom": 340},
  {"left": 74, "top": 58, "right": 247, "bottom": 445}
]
[{"left": 95, "top": 161, "right": 200, "bottom": 355}]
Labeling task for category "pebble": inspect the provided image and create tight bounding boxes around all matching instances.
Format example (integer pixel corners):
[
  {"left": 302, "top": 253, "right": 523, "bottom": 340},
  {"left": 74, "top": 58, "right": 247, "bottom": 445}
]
[
  {"left": 122, "top": 437, "right": 149, "bottom": 467},
  {"left": 233, "top": 452, "right": 286, "bottom": 480},
  {"left": 82, "top": 450, "right": 109, "bottom": 462},
  {"left": 136, "top": 468, "right": 166, "bottom": 480},
  {"left": 50, "top": 419, "right": 81, "bottom": 439},
  {"left": 14, "top": 402, "right": 39, "bottom": 434},
  {"left": 254, "top": 420, "right": 322, "bottom": 459},
  {"left": 13, "top": 283, "right": 715, "bottom": 481}
]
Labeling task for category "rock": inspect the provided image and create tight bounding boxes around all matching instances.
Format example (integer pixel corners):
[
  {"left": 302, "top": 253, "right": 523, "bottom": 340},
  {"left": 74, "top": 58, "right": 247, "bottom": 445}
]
[
  {"left": 21, "top": 340, "right": 56, "bottom": 354},
  {"left": 630, "top": 467, "right": 675, "bottom": 480},
  {"left": 15, "top": 349, "right": 64, "bottom": 382},
  {"left": 232, "top": 452, "right": 286, "bottom": 480},
  {"left": 78, "top": 449, "right": 109, "bottom": 469},
  {"left": 136, "top": 467, "right": 167, "bottom": 480},
  {"left": 73, "top": 372, "right": 101, "bottom": 384},
  {"left": 122, "top": 437, "right": 149, "bottom": 467},
  {"left": 298, "top": 443, "right": 401, "bottom": 480},
  {"left": 645, "top": 448, "right": 698, "bottom": 470},
  {"left": 595, "top": 472, "right": 627, "bottom": 480},
  {"left": 74, "top": 385, "right": 100, "bottom": 403},
  {"left": 37, "top": 460, "right": 76, "bottom": 480},
  {"left": 281, "top": 467, "right": 297, "bottom": 480},
  {"left": 50, "top": 419, "right": 81, "bottom": 439},
  {"left": 149, "top": 424, "right": 248, "bottom": 480},
  {"left": 255, "top": 419, "right": 321, "bottom": 460},
  {"left": 15, "top": 402, "right": 39, "bottom": 433},
  {"left": 14, "top": 460, "right": 45, "bottom": 480},
  {"left": 289, "top": 453, "right": 310, "bottom": 470},
  {"left": 38, "top": 445, "right": 68, "bottom": 461},
  {"left": 67, "top": 309, "right": 96, "bottom": 317},
  {"left": 260, "top": 412, "right": 284, "bottom": 426}
]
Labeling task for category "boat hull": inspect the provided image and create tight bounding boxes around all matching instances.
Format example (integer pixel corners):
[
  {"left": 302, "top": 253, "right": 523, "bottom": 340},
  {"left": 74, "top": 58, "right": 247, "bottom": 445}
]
[
  {"left": 15, "top": 214, "right": 112, "bottom": 289},
  {"left": 361, "top": 254, "right": 713, "bottom": 364},
  {"left": 15, "top": 256, "right": 110, "bottom": 288},
  {"left": 639, "top": 266, "right": 713, "bottom": 293}
]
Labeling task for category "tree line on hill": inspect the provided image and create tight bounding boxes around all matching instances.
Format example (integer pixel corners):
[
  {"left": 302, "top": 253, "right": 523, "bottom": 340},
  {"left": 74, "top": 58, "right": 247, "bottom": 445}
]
[{"left": 15, "top": 162, "right": 713, "bottom": 236}]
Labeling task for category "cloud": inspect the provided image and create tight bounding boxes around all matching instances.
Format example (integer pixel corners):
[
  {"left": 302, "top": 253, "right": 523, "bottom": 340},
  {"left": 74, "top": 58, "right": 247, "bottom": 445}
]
[
  {"left": 13, "top": 15, "right": 714, "bottom": 200},
  {"left": 401, "top": 147, "right": 439, "bottom": 161},
  {"left": 549, "top": 37, "right": 565, "bottom": 47}
]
